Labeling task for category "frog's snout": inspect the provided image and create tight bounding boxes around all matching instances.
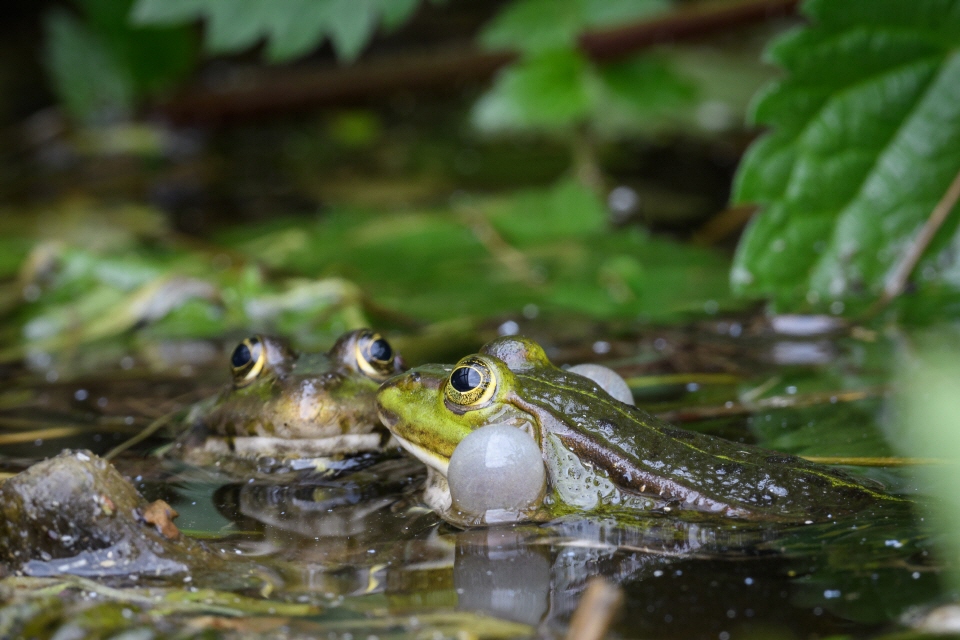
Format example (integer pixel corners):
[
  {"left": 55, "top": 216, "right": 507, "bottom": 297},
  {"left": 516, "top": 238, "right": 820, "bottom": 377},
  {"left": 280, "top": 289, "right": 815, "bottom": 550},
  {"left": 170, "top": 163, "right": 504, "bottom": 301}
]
[{"left": 378, "top": 370, "right": 424, "bottom": 395}]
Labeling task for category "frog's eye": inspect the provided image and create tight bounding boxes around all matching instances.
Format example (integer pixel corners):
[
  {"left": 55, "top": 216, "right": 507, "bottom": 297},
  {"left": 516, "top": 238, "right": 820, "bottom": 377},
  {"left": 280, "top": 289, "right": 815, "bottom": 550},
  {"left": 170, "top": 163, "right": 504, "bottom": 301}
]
[
  {"left": 355, "top": 332, "right": 397, "bottom": 380},
  {"left": 231, "top": 336, "right": 266, "bottom": 387},
  {"left": 445, "top": 357, "right": 497, "bottom": 407}
]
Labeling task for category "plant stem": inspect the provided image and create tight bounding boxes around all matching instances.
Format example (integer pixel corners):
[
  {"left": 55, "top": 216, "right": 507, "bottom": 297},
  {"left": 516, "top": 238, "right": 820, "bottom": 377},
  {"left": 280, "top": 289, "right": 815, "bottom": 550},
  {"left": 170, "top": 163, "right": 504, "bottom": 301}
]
[{"left": 878, "top": 166, "right": 960, "bottom": 307}]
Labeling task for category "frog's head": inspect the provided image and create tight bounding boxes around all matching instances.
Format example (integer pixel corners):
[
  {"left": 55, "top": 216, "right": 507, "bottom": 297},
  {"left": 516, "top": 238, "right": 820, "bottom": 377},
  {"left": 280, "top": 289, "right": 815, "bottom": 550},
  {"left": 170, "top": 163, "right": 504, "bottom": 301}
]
[
  {"left": 376, "top": 336, "right": 548, "bottom": 474},
  {"left": 203, "top": 329, "right": 402, "bottom": 440}
]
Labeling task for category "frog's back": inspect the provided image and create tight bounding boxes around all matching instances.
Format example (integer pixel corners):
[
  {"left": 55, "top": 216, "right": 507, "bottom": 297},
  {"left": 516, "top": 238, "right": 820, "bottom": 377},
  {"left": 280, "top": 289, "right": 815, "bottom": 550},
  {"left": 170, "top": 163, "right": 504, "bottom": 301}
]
[{"left": 518, "top": 369, "right": 897, "bottom": 521}]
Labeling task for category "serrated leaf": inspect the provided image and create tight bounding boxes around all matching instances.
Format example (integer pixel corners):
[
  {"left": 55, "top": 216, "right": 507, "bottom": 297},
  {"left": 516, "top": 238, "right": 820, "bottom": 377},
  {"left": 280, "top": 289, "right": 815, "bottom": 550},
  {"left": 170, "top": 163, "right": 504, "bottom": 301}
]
[
  {"left": 262, "top": 0, "right": 332, "bottom": 62},
  {"left": 326, "top": 0, "right": 378, "bottom": 63},
  {"left": 732, "top": 0, "right": 960, "bottom": 309},
  {"left": 131, "top": 0, "right": 426, "bottom": 62}
]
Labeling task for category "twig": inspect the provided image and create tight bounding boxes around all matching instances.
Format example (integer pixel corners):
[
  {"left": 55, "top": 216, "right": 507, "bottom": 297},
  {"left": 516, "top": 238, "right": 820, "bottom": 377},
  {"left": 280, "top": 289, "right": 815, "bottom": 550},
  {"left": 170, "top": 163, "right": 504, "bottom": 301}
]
[
  {"left": 103, "top": 410, "right": 177, "bottom": 461},
  {"left": 0, "top": 426, "right": 117, "bottom": 446},
  {"left": 565, "top": 578, "right": 624, "bottom": 640},
  {"left": 876, "top": 166, "right": 960, "bottom": 309},
  {"left": 691, "top": 204, "right": 758, "bottom": 246},
  {"left": 658, "top": 386, "right": 885, "bottom": 422},
  {"left": 802, "top": 456, "right": 951, "bottom": 467},
  {"left": 624, "top": 372, "right": 740, "bottom": 388},
  {"left": 457, "top": 205, "right": 545, "bottom": 287},
  {"left": 579, "top": 0, "right": 800, "bottom": 62},
  {"left": 0, "top": 417, "right": 140, "bottom": 432}
]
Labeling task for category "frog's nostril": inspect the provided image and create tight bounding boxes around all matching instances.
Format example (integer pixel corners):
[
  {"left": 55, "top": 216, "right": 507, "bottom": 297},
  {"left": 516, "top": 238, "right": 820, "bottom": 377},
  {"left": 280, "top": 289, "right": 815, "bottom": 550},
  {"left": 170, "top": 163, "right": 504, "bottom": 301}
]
[{"left": 409, "top": 372, "right": 421, "bottom": 383}]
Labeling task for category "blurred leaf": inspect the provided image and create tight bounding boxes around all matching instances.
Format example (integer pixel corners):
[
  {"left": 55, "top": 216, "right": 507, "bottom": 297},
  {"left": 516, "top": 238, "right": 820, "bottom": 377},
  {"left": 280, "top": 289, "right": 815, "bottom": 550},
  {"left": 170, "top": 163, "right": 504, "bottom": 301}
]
[
  {"left": 472, "top": 49, "right": 593, "bottom": 133},
  {"left": 222, "top": 180, "right": 735, "bottom": 323},
  {"left": 894, "top": 328, "right": 960, "bottom": 590},
  {"left": 43, "top": 1, "right": 193, "bottom": 123},
  {"left": 480, "top": 0, "right": 666, "bottom": 54},
  {"left": 44, "top": 9, "right": 135, "bottom": 122},
  {"left": 78, "top": 0, "right": 194, "bottom": 97},
  {"left": 325, "top": 0, "right": 378, "bottom": 62},
  {"left": 579, "top": 0, "right": 667, "bottom": 28},
  {"left": 731, "top": 0, "right": 960, "bottom": 310},
  {"left": 473, "top": 48, "right": 695, "bottom": 135},
  {"left": 486, "top": 178, "right": 607, "bottom": 245},
  {"left": 480, "top": 0, "right": 581, "bottom": 54},
  {"left": 131, "top": 0, "right": 428, "bottom": 62},
  {"left": 380, "top": 0, "right": 422, "bottom": 30},
  {"left": 598, "top": 56, "right": 696, "bottom": 116}
]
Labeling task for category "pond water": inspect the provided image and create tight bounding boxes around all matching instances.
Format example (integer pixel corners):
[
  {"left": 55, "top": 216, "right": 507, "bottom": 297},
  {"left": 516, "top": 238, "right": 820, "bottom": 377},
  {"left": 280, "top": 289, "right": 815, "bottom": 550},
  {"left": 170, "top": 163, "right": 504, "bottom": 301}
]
[{"left": 0, "top": 321, "right": 948, "bottom": 639}]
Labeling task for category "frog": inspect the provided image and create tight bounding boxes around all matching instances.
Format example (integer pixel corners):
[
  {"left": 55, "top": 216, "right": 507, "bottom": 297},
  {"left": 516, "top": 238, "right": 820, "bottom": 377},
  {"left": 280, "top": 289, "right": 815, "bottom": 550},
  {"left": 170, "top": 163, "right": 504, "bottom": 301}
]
[
  {"left": 376, "top": 335, "right": 901, "bottom": 526},
  {"left": 170, "top": 329, "right": 403, "bottom": 475}
]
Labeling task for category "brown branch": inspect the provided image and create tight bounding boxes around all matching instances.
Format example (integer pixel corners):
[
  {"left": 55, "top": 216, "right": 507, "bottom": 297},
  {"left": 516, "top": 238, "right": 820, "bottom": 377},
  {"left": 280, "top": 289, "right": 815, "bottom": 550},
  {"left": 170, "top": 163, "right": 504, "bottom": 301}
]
[
  {"left": 158, "top": 47, "right": 512, "bottom": 124},
  {"left": 157, "top": 0, "right": 801, "bottom": 124},
  {"left": 801, "top": 456, "right": 950, "bottom": 467},
  {"left": 565, "top": 579, "right": 624, "bottom": 640},
  {"left": 657, "top": 386, "right": 886, "bottom": 423},
  {"left": 580, "top": 0, "right": 801, "bottom": 62}
]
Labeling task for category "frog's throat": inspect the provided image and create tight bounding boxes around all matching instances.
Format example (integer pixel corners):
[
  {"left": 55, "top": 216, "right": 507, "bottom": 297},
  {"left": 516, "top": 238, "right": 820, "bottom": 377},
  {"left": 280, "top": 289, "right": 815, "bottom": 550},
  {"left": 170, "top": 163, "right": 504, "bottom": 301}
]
[{"left": 392, "top": 433, "right": 450, "bottom": 476}]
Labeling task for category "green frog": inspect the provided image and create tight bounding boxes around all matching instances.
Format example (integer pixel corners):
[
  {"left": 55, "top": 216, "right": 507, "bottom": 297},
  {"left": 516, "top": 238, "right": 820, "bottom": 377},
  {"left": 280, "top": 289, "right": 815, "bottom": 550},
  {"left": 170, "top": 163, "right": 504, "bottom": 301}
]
[
  {"left": 376, "top": 335, "right": 900, "bottom": 525},
  {"left": 172, "top": 329, "right": 402, "bottom": 474}
]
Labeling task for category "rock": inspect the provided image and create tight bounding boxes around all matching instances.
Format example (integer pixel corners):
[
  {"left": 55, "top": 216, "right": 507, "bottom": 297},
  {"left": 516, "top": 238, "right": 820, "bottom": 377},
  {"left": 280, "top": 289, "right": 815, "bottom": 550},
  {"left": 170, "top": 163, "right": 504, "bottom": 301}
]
[{"left": 0, "top": 450, "right": 213, "bottom": 577}]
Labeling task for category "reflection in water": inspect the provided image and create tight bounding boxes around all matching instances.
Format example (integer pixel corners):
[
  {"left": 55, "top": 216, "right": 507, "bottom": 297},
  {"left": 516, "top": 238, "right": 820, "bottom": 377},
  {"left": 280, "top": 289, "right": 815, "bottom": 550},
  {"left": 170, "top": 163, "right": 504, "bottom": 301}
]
[
  {"left": 0, "top": 441, "right": 944, "bottom": 637},
  {"left": 212, "top": 466, "right": 935, "bottom": 639},
  {"left": 455, "top": 529, "right": 552, "bottom": 627}
]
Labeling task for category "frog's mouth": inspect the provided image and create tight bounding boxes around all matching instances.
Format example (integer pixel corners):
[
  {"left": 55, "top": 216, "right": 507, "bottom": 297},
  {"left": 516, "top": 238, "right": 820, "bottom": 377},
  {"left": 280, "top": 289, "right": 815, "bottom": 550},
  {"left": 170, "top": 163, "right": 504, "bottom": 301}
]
[
  {"left": 377, "top": 406, "right": 400, "bottom": 430},
  {"left": 393, "top": 434, "right": 450, "bottom": 477},
  {"left": 378, "top": 408, "right": 450, "bottom": 476}
]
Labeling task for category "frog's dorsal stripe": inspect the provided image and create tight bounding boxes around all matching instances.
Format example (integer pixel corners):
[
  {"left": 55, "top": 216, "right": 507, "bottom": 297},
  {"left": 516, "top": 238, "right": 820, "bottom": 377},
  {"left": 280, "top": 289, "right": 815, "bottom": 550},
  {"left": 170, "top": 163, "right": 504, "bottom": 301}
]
[{"left": 511, "top": 370, "right": 897, "bottom": 519}]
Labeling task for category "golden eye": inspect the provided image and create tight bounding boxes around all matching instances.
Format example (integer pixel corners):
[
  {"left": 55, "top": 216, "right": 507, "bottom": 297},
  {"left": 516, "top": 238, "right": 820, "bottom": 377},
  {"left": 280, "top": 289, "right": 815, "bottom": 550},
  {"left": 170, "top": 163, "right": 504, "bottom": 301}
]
[
  {"left": 445, "top": 357, "right": 496, "bottom": 407},
  {"left": 230, "top": 336, "right": 266, "bottom": 387},
  {"left": 355, "top": 332, "right": 397, "bottom": 379}
]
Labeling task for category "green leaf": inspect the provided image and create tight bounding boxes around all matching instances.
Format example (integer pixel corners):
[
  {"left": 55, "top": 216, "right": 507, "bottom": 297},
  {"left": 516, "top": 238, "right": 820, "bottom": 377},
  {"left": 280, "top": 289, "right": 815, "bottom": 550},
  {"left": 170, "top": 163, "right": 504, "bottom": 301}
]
[
  {"left": 44, "top": 9, "right": 134, "bottom": 122},
  {"left": 487, "top": 178, "right": 607, "bottom": 245},
  {"left": 79, "top": 0, "right": 194, "bottom": 97},
  {"left": 480, "top": 0, "right": 666, "bottom": 54},
  {"left": 325, "top": 0, "right": 378, "bottom": 62},
  {"left": 129, "top": 0, "right": 205, "bottom": 24},
  {"left": 596, "top": 55, "right": 696, "bottom": 118},
  {"left": 262, "top": 0, "right": 335, "bottom": 62},
  {"left": 219, "top": 182, "right": 735, "bottom": 323},
  {"left": 480, "top": 0, "right": 582, "bottom": 54},
  {"left": 731, "top": 0, "right": 960, "bottom": 309},
  {"left": 894, "top": 328, "right": 960, "bottom": 591},
  {"left": 471, "top": 49, "right": 593, "bottom": 133},
  {"left": 131, "top": 0, "right": 425, "bottom": 62},
  {"left": 379, "top": 0, "right": 421, "bottom": 30},
  {"left": 579, "top": 0, "right": 668, "bottom": 29}
]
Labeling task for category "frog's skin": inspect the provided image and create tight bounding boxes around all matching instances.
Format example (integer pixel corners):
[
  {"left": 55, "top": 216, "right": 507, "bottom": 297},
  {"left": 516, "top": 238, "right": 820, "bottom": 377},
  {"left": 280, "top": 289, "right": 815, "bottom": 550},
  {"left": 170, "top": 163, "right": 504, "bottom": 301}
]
[
  {"left": 174, "top": 329, "right": 402, "bottom": 471},
  {"left": 377, "top": 336, "right": 900, "bottom": 524}
]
